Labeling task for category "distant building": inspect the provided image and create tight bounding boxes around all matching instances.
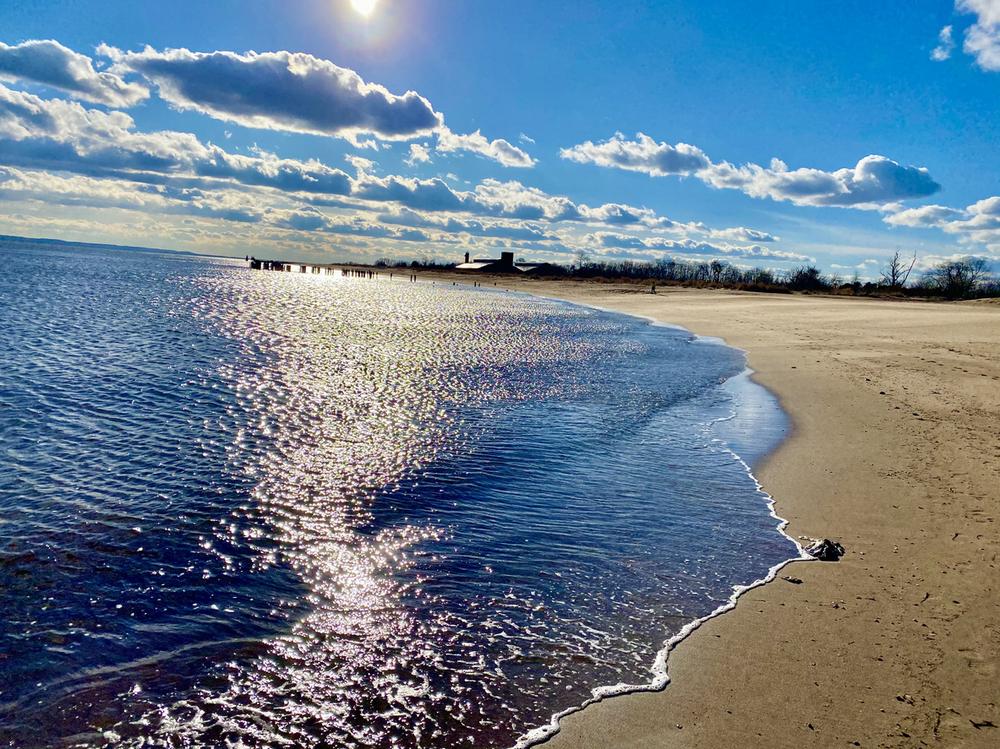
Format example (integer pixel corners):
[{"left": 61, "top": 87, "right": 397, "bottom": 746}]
[{"left": 454, "top": 251, "right": 562, "bottom": 276}]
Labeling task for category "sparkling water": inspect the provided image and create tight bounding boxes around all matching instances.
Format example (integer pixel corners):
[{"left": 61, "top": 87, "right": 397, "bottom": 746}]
[{"left": 0, "top": 240, "right": 797, "bottom": 748}]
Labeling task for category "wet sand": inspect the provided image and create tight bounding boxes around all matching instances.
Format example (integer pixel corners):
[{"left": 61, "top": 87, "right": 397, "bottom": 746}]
[{"left": 418, "top": 276, "right": 1000, "bottom": 748}]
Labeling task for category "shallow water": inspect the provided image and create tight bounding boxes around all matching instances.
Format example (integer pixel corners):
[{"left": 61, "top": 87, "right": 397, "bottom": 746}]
[{"left": 0, "top": 241, "right": 797, "bottom": 748}]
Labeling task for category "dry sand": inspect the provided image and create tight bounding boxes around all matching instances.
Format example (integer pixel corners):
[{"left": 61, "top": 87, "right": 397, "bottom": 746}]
[{"left": 411, "top": 276, "right": 1000, "bottom": 748}]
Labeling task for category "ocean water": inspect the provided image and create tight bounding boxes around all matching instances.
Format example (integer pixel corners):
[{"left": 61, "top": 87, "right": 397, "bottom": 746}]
[{"left": 0, "top": 241, "right": 798, "bottom": 748}]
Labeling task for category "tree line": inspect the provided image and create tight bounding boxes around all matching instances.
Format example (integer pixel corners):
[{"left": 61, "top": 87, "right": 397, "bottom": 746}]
[
  {"left": 566, "top": 252, "right": 997, "bottom": 299},
  {"left": 373, "top": 251, "right": 998, "bottom": 300}
]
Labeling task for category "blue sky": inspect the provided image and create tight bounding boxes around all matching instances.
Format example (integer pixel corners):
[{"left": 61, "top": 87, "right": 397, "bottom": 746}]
[{"left": 1, "top": 0, "right": 999, "bottom": 276}]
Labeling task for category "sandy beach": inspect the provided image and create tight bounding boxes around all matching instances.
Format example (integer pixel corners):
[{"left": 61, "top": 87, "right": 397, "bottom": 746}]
[
  {"left": 407, "top": 275, "right": 1000, "bottom": 748},
  {"left": 512, "top": 282, "right": 1000, "bottom": 748},
  {"left": 7, "top": 5, "right": 1000, "bottom": 745}
]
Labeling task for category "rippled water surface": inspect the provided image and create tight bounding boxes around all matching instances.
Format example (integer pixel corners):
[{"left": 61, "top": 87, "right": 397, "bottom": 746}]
[{"left": 0, "top": 241, "right": 797, "bottom": 748}]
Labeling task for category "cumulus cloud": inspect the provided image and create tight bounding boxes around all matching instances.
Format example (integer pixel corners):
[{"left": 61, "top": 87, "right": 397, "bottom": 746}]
[
  {"left": 0, "top": 84, "right": 798, "bottom": 262},
  {"left": 0, "top": 165, "right": 271, "bottom": 224},
  {"left": 0, "top": 164, "right": 440, "bottom": 243},
  {"left": 885, "top": 194, "right": 1000, "bottom": 251},
  {"left": 957, "top": 0, "right": 1000, "bottom": 70},
  {"left": 0, "top": 159, "right": 807, "bottom": 265},
  {"left": 592, "top": 232, "right": 811, "bottom": 261},
  {"left": 562, "top": 132, "right": 940, "bottom": 209},
  {"left": 404, "top": 143, "right": 431, "bottom": 166},
  {"left": 436, "top": 128, "right": 535, "bottom": 167},
  {"left": 0, "top": 93, "right": 703, "bottom": 235},
  {"left": 97, "top": 44, "right": 536, "bottom": 168},
  {"left": 272, "top": 208, "right": 431, "bottom": 241},
  {"left": 351, "top": 171, "right": 477, "bottom": 213},
  {"left": 377, "top": 206, "right": 553, "bottom": 241},
  {"left": 0, "top": 39, "right": 148, "bottom": 107},
  {"left": 561, "top": 132, "right": 711, "bottom": 176},
  {"left": 708, "top": 226, "right": 779, "bottom": 242},
  {"left": 469, "top": 179, "right": 580, "bottom": 220},
  {"left": 0, "top": 84, "right": 352, "bottom": 194},
  {"left": 932, "top": 25, "right": 956, "bottom": 60},
  {"left": 345, "top": 169, "right": 779, "bottom": 245},
  {"left": 884, "top": 204, "right": 968, "bottom": 228},
  {"left": 577, "top": 202, "right": 653, "bottom": 225},
  {"left": 704, "top": 154, "right": 940, "bottom": 208},
  {"left": 0, "top": 165, "right": 163, "bottom": 211},
  {"left": 101, "top": 45, "right": 443, "bottom": 141}
]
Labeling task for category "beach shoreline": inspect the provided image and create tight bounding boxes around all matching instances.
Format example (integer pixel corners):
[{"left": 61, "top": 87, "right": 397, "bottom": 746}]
[
  {"left": 510, "top": 329, "right": 812, "bottom": 749},
  {"left": 386, "top": 272, "right": 1000, "bottom": 748}
]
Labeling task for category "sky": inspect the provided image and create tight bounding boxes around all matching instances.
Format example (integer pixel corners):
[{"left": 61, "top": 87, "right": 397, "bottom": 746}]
[{"left": 1, "top": 0, "right": 999, "bottom": 277}]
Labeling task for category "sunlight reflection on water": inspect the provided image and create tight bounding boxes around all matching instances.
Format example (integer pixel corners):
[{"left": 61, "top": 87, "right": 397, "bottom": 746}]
[{"left": 0, "top": 246, "right": 795, "bottom": 749}]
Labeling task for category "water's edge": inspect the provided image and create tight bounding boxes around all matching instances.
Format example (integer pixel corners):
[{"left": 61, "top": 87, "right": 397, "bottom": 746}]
[{"left": 508, "top": 297, "right": 812, "bottom": 749}]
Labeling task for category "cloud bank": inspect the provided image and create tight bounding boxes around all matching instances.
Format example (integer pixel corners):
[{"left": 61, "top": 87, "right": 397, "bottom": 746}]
[
  {"left": 0, "top": 39, "right": 824, "bottom": 268},
  {"left": 0, "top": 83, "right": 759, "bottom": 243}
]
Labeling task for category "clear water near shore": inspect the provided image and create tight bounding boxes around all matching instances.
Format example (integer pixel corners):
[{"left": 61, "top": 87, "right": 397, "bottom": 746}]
[{"left": 0, "top": 241, "right": 798, "bottom": 748}]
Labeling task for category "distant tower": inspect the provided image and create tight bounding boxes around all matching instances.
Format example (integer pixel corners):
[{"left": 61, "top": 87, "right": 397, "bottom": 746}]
[{"left": 464, "top": 251, "right": 470, "bottom": 264}]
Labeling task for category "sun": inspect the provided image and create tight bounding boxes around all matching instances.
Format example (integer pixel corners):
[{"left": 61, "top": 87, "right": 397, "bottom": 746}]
[{"left": 350, "top": 0, "right": 377, "bottom": 17}]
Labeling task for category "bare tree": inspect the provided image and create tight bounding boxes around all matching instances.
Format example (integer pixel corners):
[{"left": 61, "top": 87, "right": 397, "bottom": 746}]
[
  {"left": 880, "top": 250, "right": 917, "bottom": 287},
  {"left": 922, "top": 257, "right": 990, "bottom": 298}
]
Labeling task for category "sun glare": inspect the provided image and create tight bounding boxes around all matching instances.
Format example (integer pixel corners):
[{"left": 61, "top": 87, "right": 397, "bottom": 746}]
[{"left": 350, "top": 0, "right": 377, "bottom": 17}]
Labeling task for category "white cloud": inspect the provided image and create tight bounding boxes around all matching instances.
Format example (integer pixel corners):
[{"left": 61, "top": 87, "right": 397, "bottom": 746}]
[
  {"left": 561, "top": 132, "right": 940, "bottom": 210},
  {"left": 885, "top": 195, "right": 1000, "bottom": 252},
  {"left": 957, "top": 0, "right": 1000, "bottom": 70},
  {"left": 404, "top": 143, "right": 431, "bottom": 166},
  {"left": 0, "top": 85, "right": 798, "bottom": 262},
  {"left": 436, "top": 128, "right": 535, "bottom": 167},
  {"left": 99, "top": 44, "right": 535, "bottom": 168},
  {"left": 344, "top": 154, "right": 375, "bottom": 174},
  {"left": 271, "top": 208, "right": 433, "bottom": 242},
  {"left": 705, "top": 227, "right": 778, "bottom": 242},
  {"left": 351, "top": 171, "right": 479, "bottom": 213},
  {"left": 101, "top": 45, "right": 443, "bottom": 141},
  {"left": 0, "top": 84, "right": 352, "bottom": 194},
  {"left": 518, "top": 132, "right": 535, "bottom": 144},
  {"left": 0, "top": 161, "right": 808, "bottom": 266},
  {"left": 0, "top": 165, "right": 273, "bottom": 224},
  {"left": 561, "top": 132, "right": 710, "bottom": 176},
  {"left": 577, "top": 202, "right": 653, "bottom": 225},
  {"left": 0, "top": 39, "right": 148, "bottom": 107},
  {"left": 704, "top": 154, "right": 940, "bottom": 208},
  {"left": 884, "top": 204, "right": 967, "bottom": 228},
  {"left": 377, "top": 207, "right": 553, "bottom": 241},
  {"left": 590, "top": 231, "right": 812, "bottom": 262},
  {"left": 932, "top": 25, "right": 956, "bottom": 61},
  {"left": 468, "top": 179, "right": 581, "bottom": 220}
]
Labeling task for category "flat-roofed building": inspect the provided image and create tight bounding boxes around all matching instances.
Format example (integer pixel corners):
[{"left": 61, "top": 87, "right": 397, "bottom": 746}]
[{"left": 454, "top": 251, "right": 562, "bottom": 276}]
